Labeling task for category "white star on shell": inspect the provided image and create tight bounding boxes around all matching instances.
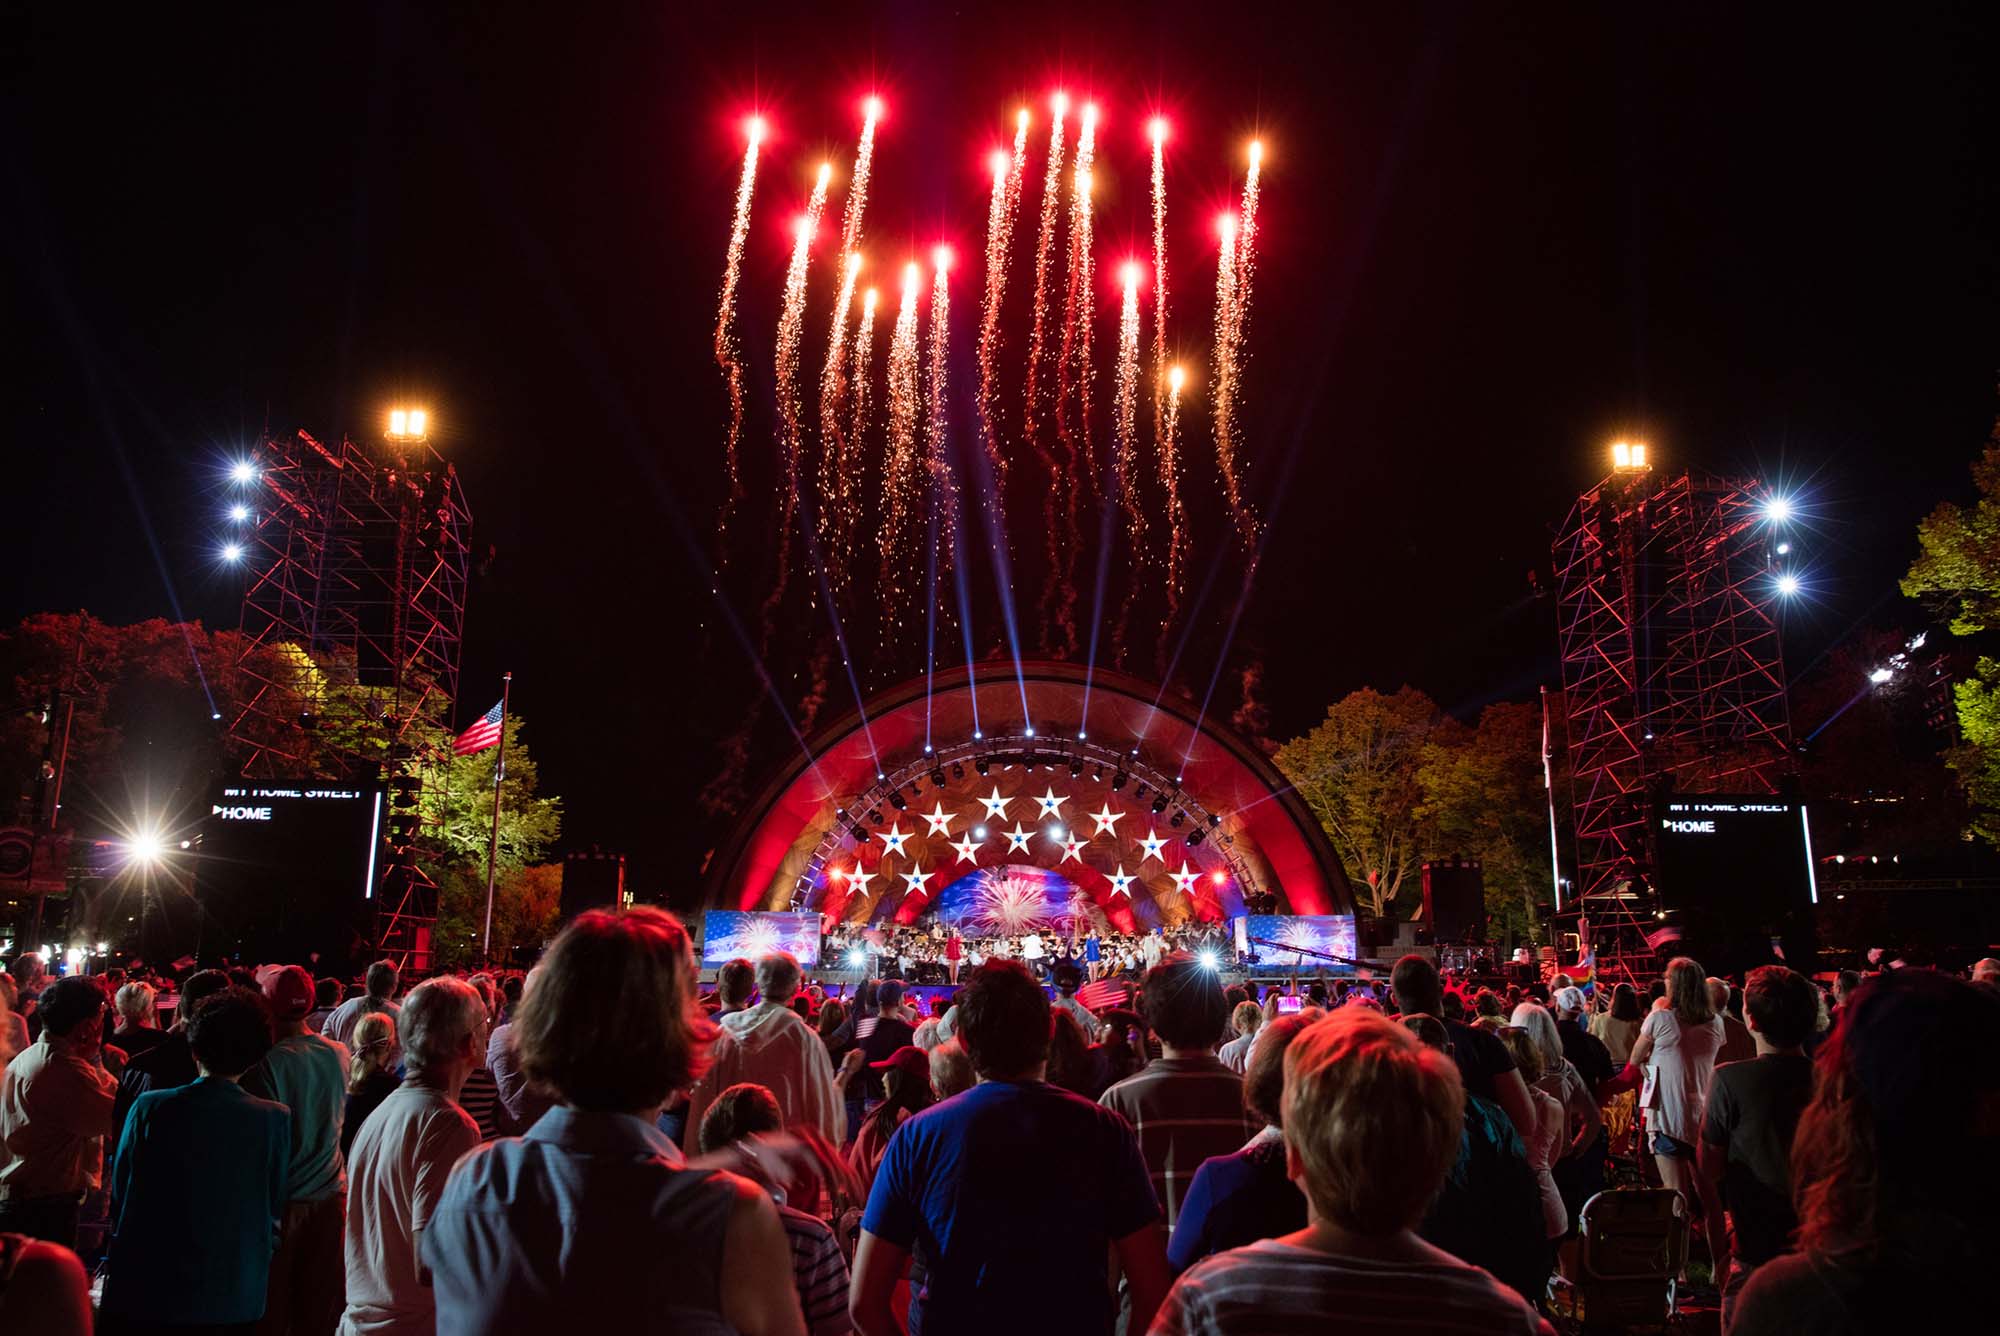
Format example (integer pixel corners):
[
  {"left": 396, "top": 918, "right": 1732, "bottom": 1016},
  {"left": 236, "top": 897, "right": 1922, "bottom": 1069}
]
[
  {"left": 1058, "top": 836, "right": 1088, "bottom": 863},
  {"left": 1107, "top": 866, "right": 1137, "bottom": 896},
  {"left": 979, "top": 786, "right": 1012, "bottom": 820},
  {"left": 902, "top": 865, "right": 933, "bottom": 896},
  {"left": 950, "top": 833, "right": 983, "bottom": 865},
  {"left": 1004, "top": 822, "right": 1034, "bottom": 853},
  {"left": 876, "top": 821, "right": 911, "bottom": 856},
  {"left": 1036, "top": 788, "right": 1069, "bottom": 818},
  {"left": 1138, "top": 828, "right": 1168, "bottom": 862},
  {"left": 1169, "top": 862, "right": 1202, "bottom": 896},
  {"left": 920, "top": 803, "right": 956, "bottom": 837},
  {"left": 1089, "top": 803, "right": 1126, "bottom": 837},
  {"left": 846, "top": 869, "right": 875, "bottom": 896}
]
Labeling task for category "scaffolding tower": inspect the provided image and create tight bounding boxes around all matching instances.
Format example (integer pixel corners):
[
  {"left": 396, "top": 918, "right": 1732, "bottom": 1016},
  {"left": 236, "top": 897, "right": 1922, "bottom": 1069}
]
[
  {"left": 229, "top": 427, "right": 472, "bottom": 970},
  {"left": 1552, "top": 461, "right": 1794, "bottom": 980}
]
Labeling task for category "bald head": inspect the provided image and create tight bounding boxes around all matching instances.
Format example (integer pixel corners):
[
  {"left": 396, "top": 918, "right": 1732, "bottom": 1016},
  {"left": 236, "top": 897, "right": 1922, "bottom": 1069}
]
[{"left": 1973, "top": 959, "right": 2000, "bottom": 987}]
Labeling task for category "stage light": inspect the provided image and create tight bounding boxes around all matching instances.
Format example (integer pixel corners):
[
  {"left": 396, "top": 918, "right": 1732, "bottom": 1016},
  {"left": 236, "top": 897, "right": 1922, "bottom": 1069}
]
[
  {"left": 1869, "top": 667, "right": 1894, "bottom": 685},
  {"left": 1609, "top": 441, "right": 1650, "bottom": 471},
  {"left": 229, "top": 504, "right": 250, "bottom": 522},
  {"left": 973, "top": 825, "right": 988, "bottom": 840},
  {"left": 1776, "top": 541, "right": 1791, "bottom": 555},
  {"left": 847, "top": 949, "right": 866, "bottom": 968},
  {"left": 64, "top": 947, "right": 83, "bottom": 969},
  {"left": 1198, "top": 950, "right": 1219, "bottom": 970},
  {"left": 1111, "top": 771, "right": 1128, "bottom": 792},
  {"left": 952, "top": 761, "right": 965, "bottom": 780},
  {"left": 1024, "top": 726, "right": 1036, "bottom": 737},
  {"left": 1171, "top": 811, "right": 1185, "bottom": 828},
  {"left": 889, "top": 793, "right": 907, "bottom": 811},
  {"left": 1152, "top": 796, "right": 1169, "bottom": 815},
  {"left": 1048, "top": 825, "right": 1066, "bottom": 841},
  {"left": 221, "top": 543, "right": 244, "bottom": 563},
  {"left": 1776, "top": 573, "right": 1801, "bottom": 597},
  {"left": 930, "top": 767, "right": 947, "bottom": 787},
  {"left": 1763, "top": 495, "right": 1793, "bottom": 523},
  {"left": 975, "top": 757, "right": 990, "bottom": 776},
  {"left": 1069, "top": 758, "right": 1083, "bottom": 778},
  {"left": 124, "top": 830, "right": 166, "bottom": 866},
  {"left": 1211, "top": 871, "right": 1227, "bottom": 885},
  {"left": 386, "top": 407, "right": 429, "bottom": 443},
  {"left": 229, "top": 460, "right": 257, "bottom": 484}
]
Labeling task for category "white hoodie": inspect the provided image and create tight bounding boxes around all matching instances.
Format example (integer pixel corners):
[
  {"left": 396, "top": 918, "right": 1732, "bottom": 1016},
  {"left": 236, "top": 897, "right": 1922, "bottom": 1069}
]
[{"left": 685, "top": 1001, "right": 846, "bottom": 1145}]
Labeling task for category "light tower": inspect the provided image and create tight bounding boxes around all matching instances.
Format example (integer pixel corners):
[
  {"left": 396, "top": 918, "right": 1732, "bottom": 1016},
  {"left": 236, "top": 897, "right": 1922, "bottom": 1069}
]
[{"left": 1551, "top": 443, "right": 1796, "bottom": 979}]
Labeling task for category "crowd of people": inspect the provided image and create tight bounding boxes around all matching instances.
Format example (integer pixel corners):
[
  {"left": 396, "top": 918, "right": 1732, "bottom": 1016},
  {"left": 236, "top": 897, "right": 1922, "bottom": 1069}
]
[
  {"left": 1, "top": 922, "right": 1995, "bottom": 1334},
  {"left": 822, "top": 921, "right": 1229, "bottom": 985}
]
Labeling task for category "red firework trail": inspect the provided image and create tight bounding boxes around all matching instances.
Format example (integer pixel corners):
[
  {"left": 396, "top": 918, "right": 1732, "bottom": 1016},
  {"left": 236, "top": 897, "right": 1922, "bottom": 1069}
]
[
  {"left": 878, "top": 263, "right": 924, "bottom": 630},
  {"left": 714, "top": 116, "right": 763, "bottom": 554},
  {"left": 1211, "top": 209, "right": 1250, "bottom": 546},
  {"left": 1148, "top": 118, "right": 1169, "bottom": 450},
  {"left": 760, "top": 162, "right": 832, "bottom": 639},
  {"left": 817, "top": 251, "right": 863, "bottom": 593},
  {"left": 1051, "top": 104, "right": 1098, "bottom": 656},
  {"left": 1113, "top": 262, "right": 1146, "bottom": 664},
  {"left": 844, "top": 286, "right": 878, "bottom": 574},
  {"left": 1024, "top": 95, "right": 1068, "bottom": 651},
  {"left": 925, "top": 251, "right": 957, "bottom": 569},
  {"left": 1156, "top": 365, "right": 1189, "bottom": 670},
  {"left": 977, "top": 110, "right": 1030, "bottom": 494}
]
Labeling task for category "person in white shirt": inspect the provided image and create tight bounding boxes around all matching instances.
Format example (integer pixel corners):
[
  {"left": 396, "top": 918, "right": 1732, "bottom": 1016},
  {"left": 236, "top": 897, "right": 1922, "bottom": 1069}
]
[
  {"left": 322, "top": 961, "right": 401, "bottom": 1052},
  {"left": 339, "top": 976, "right": 485, "bottom": 1336},
  {"left": 686, "top": 953, "right": 846, "bottom": 1144}
]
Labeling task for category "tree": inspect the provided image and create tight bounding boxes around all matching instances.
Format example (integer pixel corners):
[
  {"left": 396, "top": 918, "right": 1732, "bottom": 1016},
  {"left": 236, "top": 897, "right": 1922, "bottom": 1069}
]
[
  {"left": 1902, "top": 419, "right": 2000, "bottom": 845},
  {"left": 1274, "top": 687, "right": 1462, "bottom": 919},
  {"left": 1417, "top": 701, "right": 1555, "bottom": 943},
  {"left": 434, "top": 861, "right": 563, "bottom": 969}
]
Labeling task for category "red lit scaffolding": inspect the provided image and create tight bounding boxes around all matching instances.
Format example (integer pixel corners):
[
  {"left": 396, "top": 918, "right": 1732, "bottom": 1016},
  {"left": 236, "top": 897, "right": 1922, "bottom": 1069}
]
[
  {"left": 228, "top": 428, "right": 472, "bottom": 970},
  {"left": 1552, "top": 464, "right": 1794, "bottom": 982}
]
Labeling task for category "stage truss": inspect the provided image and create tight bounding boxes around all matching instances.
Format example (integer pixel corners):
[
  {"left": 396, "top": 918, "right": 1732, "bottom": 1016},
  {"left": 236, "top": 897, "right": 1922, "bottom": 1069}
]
[
  {"left": 228, "top": 428, "right": 472, "bottom": 970},
  {"left": 1552, "top": 465, "right": 1794, "bottom": 979}
]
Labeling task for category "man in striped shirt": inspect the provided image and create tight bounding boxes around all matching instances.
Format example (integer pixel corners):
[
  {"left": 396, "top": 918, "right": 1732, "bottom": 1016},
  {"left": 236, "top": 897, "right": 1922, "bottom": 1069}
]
[
  {"left": 1152, "top": 1008, "right": 1552, "bottom": 1335},
  {"left": 1101, "top": 954, "right": 1259, "bottom": 1230}
]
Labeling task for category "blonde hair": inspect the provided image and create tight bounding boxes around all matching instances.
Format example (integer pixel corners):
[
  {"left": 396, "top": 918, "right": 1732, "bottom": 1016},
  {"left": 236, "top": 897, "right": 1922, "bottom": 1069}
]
[
  {"left": 115, "top": 981, "right": 158, "bottom": 1026},
  {"left": 1664, "top": 957, "right": 1715, "bottom": 1025},
  {"left": 1496, "top": 1024, "right": 1544, "bottom": 1084},
  {"left": 347, "top": 1011, "right": 397, "bottom": 1090},
  {"left": 1283, "top": 1008, "right": 1465, "bottom": 1234},
  {"left": 1231, "top": 1000, "right": 1264, "bottom": 1039}
]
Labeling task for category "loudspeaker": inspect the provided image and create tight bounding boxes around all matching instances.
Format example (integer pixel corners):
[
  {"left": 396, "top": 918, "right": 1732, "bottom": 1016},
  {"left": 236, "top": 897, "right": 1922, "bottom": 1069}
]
[
  {"left": 560, "top": 851, "right": 627, "bottom": 921},
  {"left": 1422, "top": 858, "right": 1486, "bottom": 944}
]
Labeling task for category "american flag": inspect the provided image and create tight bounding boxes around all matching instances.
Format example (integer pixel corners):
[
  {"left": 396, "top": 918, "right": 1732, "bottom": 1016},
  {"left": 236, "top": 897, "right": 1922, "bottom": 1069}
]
[
  {"left": 453, "top": 700, "right": 505, "bottom": 755},
  {"left": 1077, "top": 978, "right": 1131, "bottom": 1013}
]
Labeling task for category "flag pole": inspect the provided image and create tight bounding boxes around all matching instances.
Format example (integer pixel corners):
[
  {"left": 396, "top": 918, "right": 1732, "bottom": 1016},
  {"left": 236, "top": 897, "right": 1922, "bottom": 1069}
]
[{"left": 481, "top": 672, "right": 513, "bottom": 966}]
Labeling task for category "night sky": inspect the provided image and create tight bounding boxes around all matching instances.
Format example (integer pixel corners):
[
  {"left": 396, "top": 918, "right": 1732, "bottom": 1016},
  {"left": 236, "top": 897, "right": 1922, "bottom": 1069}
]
[{"left": 6, "top": 3, "right": 1997, "bottom": 897}]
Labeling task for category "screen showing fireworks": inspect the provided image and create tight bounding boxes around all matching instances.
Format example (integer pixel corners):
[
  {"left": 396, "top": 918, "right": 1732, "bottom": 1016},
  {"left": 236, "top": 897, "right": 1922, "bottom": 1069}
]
[
  {"left": 1241, "top": 914, "right": 1358, "bottom": 973},
  {"left": 932, "top": 864, "right": 1094, "bottom": 934},
  {"left": 701, "top": 910, "right": 823, "bottom": 968}
]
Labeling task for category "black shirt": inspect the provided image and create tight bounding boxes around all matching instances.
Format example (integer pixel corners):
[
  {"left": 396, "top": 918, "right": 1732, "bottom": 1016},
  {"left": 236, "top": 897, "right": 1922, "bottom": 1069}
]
[
  {"left": 857, "top": 1016, "right": 916, "bottom": 1101},
  {"left": 1557, "top": 1017, "right": 1615, "bottom": 1088},
  {"left": 1442, "top": 1019, "right": 1517, "bottom": 1103},
  {"left": 1700, "top": 1052, "right": 1813, "bottom": 1264}
]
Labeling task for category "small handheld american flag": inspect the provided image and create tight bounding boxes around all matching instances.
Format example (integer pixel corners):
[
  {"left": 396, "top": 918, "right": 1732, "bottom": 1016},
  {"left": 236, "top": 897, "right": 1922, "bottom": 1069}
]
[{"left": 454, "top": 700, "right": 505, "bottom": 755}]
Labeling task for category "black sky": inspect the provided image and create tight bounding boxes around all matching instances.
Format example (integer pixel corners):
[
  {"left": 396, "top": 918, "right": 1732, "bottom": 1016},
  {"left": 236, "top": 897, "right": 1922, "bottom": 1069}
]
[{"left": 5, "top": 2, "right": 1998, "bottom": 897}]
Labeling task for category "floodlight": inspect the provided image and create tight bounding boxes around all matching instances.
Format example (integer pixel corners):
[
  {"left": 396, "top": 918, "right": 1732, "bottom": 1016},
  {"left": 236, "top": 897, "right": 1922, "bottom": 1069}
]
[
  {"left": 125, "top": 830, "right": 165, "bottom": 866},
  {"left": 1776, "top": 573, "right": 1801, "bottom": 597},
  {"left": 846, "top": 949, "right": 866, "bottom": 968},
  {"left": 1198, "top": 950, "right": 1219, "bottom": 970},
  {"left": 230, "top": 460, "right": 257, "bottom": 484},
  {"left": 221, "top": 543, "right": 244, "bottom": 562},
  {"left": 229, "top": 503, "right": 250, "bottom": 522},
  {"left": 1869, "top": 667, "right": 1894, "bottom": 685},
  {"left": 1764, "top": 496, "right": 1793, "bottom": 523}
]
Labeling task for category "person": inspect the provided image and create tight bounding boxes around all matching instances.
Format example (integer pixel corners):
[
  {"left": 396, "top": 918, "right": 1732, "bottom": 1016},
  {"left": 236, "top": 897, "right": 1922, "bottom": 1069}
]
[
  {"left": 697, "top": 1084, "right": 853, "bottom": 1336},
  {"left": 1711, "top": 978, "right": 1757, "bottom": 1067},
  {"left": 6, "top": 956, "right": 46, "bottom": 1042},
  {"left": 0, "top": 1230, "right": 92, "bottom": 1333},
  {"left": 716, "top": 958, "right": 757, "bottom": 1017},
  {"left": 1696, "top": 964, "right": 1817, "bottom": 1325},
  {"left": 1167, "top": 1010, "right": 1320, "bottom": 1272},
  {"left": 847, "top": 1046, "right": 935, "bottom": 1196},
  {"left": 1084, "top": 928, "right": 1102, "bottom": 981},
  {"left": 339, "top": 1011, "right": 400, "bottom": 1161},
  {"left": 424, "top": 907, "right": 812, "bottom": 1335},
  {"left": 1390, "top": 954, "right": 1538, "bottom": 1141},
  {"left": 113, "top": 968, "right": 230, "bottom": 1143},
  {"left": 0, "top": 975, "right": 28, "bottom": 1061},
  {"left": 1052, "top": 963, "right": 1096, "bottom": 1035},
  {"left": 1509, "top": 1001, "right": 1604, "bottom": 1219},
  {"left": 1970, "top": 958, "right": 2000, "bottom": 991},
  {"left": 1829, "top": 968, "right": 1863, "bottom": 1022},
  {"left": 339, "top": 977, "right": 486, "bottom": 1336},
  {"left": 1152, "top": 1008, "right": 1552, "bottom": 1335},
  {"left": 854, "top": 981, "right": 916, "bottom": 1106},
  {"left": 1496, "top": 1025, "right": 1568, "bottom": 1263},
  {"left": 487, "top": 963, "right": 553, "bottom": 1136},
  {"left": 1047, "top": 1007, "right": 1113, "bottom": 1101},
  {"left": 305, "top": 977, "right": 343, "bottom": 1036},
  {"left": 0, "top": 978, "right": 118, "bottom": 1249},
  {"left": 322, "top": 961, "right": 401, "bottom": 1052},
  {"left": 689, "top": 952, "right": 847, "bottom": 1144},
  {"left": 1729, "top": 968, "right": 2000, "bottom": 1334},
  {"left": 99, "top": 986, "right": 291, "bottom": 1334},
  {"left": 851, "top": 959, "right": 1168, "bottom": 1335},
  {"left": 927, "top": 1036, "right": 974, "bottom": 1099},
  {"left": 1593, "top": 983, "right": 1644, "bottom": 1065},
  {"left": 110, "top": 982, "right": 166, "bottom": 1061},
  {"left": 1101, "top": 954, "right": 1259, "bottom": 1231},
  {"left": 1551, "top": 986, "right": 1613, "bottom": 1092},
  {"left": 1625, "top": 955, "right": 1725, "bottom": 1263},
  {"left": 245, "top": 964, "right": 350, "bottom": 1336},
  {"left": 1216, "top": 1002, "right": 1262, "bottom": 1076}
]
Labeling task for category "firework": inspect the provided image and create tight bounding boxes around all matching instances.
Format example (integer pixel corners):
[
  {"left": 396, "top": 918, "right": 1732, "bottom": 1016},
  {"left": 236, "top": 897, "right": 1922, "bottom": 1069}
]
[
  {"left": 879, "top": 263, "right": 923, "bottom": 627},
  {"left": 925, "top": 248, "right": 957, "bottom": 567},
  {"left": 1157, "top": 364, "right": 1189, "bottom": 667},
  {"left": 1148, "top": 117, "right": 1169, "bottom": 449},
  {"left": 844, "top": 286, "right": 878, "bottom": 567},
  {"left": 1024, "top": 95, "right": 1068, "bottom": 649},
  {"left": 839, "top": 98, "right": 882, "bottom": 258},
  {"left": 1237, "top": 139, "right": 1262, "bottom": 302},
  {"left": 1113, "top": 261, "right": 1146, "bottom": 664},
  {"left": 1050, "top": 104, "right": 1099, "bottom": 656},
  {"left": 977, "top": 111, "right": 1029, "bottom": 492},
  {"left": 1211, "top": 210, "right": 1253, "bottom": 545},
  {"left": 714, "top": 115, "right": 763, "bottom": 548},
  {"left": 816, "top": 250, "right": 864, "bottom": 592},
  {"left": 760, "top": 162, "right": 833, "bottom": 636}
]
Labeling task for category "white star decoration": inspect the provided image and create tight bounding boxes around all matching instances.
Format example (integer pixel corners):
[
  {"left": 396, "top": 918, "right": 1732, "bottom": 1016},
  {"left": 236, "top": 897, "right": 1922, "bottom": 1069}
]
[
  {"left": 1138, "top": 828, "right": 1168, "bottom": 862},
  {"left": 876, "top": 821, "right": 911, "bottom": 856},
  {"left": 979, "top": 786, "right": 1012, "bottom": 820},
  {"left": 950, "top": 833, "right": 983, "bottom": 864},
  {"left": 902, "top": 865, "right": 933, "bottom": 896},
  {"left": 1108, "top": 866, "right": 1136, "bottom": 896},
  {"left": 1058, "top": 835, "right": 1088, "bottom": 863},
  {"left": 1036, "top": 787, "right": 1069, "bottom": 818},
  {"left": 1170, "top": 862, "right": 1202, "bottom": 896},
  {"left": 1004, "top": 822, "right": 1034, "bottom": 853},
  {"left": 1089, "top": 803, "right": 1126, "bottom": 837},
  {"left": 846, "top": 869, "right": 875, "bottom": 896},
  {"left": 920, "top": 803, "right": 956, "bottom": 837}
]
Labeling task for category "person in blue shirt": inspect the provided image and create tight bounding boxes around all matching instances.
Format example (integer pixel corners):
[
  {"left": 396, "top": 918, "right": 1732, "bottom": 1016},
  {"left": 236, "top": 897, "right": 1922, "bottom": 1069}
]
[
  {"left": 101, "top": 985, "right": 292, "bottom": 1333},
  {"left": 850, "top": 958, "right": 1171, "bottom": 1336}
]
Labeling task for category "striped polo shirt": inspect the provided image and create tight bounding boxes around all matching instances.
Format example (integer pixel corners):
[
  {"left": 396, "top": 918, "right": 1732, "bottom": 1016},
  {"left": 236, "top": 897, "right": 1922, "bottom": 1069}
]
[
  {"left": 1099, "top": 1056, "right": 1258, "bottom": 1228},
  {"left": 779, "top": 1205, "right": 851, "bottom": 1336},
  {"left": 1155, "top": 1238, "right": 1554, "bottom": 1335}
]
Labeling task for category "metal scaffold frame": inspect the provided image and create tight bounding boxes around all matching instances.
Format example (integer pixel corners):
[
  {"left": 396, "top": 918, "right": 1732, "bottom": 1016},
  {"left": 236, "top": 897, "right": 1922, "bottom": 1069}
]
[
  {"left": 228, "top": 428, "right": 472, "bottom": 970},
  {"left": 1552, "top": 466, "right": 1794, "bottom": 979}
]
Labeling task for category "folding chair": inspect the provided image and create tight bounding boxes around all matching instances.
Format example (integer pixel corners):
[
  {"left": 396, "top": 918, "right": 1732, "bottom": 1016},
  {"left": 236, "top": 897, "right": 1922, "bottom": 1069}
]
[{"left": 1558, "top": 1187, "right": 1691, "bottom": 1329}]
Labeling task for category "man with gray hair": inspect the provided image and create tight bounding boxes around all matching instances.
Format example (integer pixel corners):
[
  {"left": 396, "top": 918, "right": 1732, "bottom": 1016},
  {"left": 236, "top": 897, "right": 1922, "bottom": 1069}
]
[
  {"left": 687, "top": 952, "right": 845, "bottom": 1143},
  {"left": 339, "top": 976, "right": 484, "bottom": 1336}
]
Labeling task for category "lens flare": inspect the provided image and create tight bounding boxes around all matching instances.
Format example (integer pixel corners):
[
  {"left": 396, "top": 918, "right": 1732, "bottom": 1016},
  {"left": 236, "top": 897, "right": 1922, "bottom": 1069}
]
[{"left": 714, "top": 115, "right": 763, "bottom": 547}]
